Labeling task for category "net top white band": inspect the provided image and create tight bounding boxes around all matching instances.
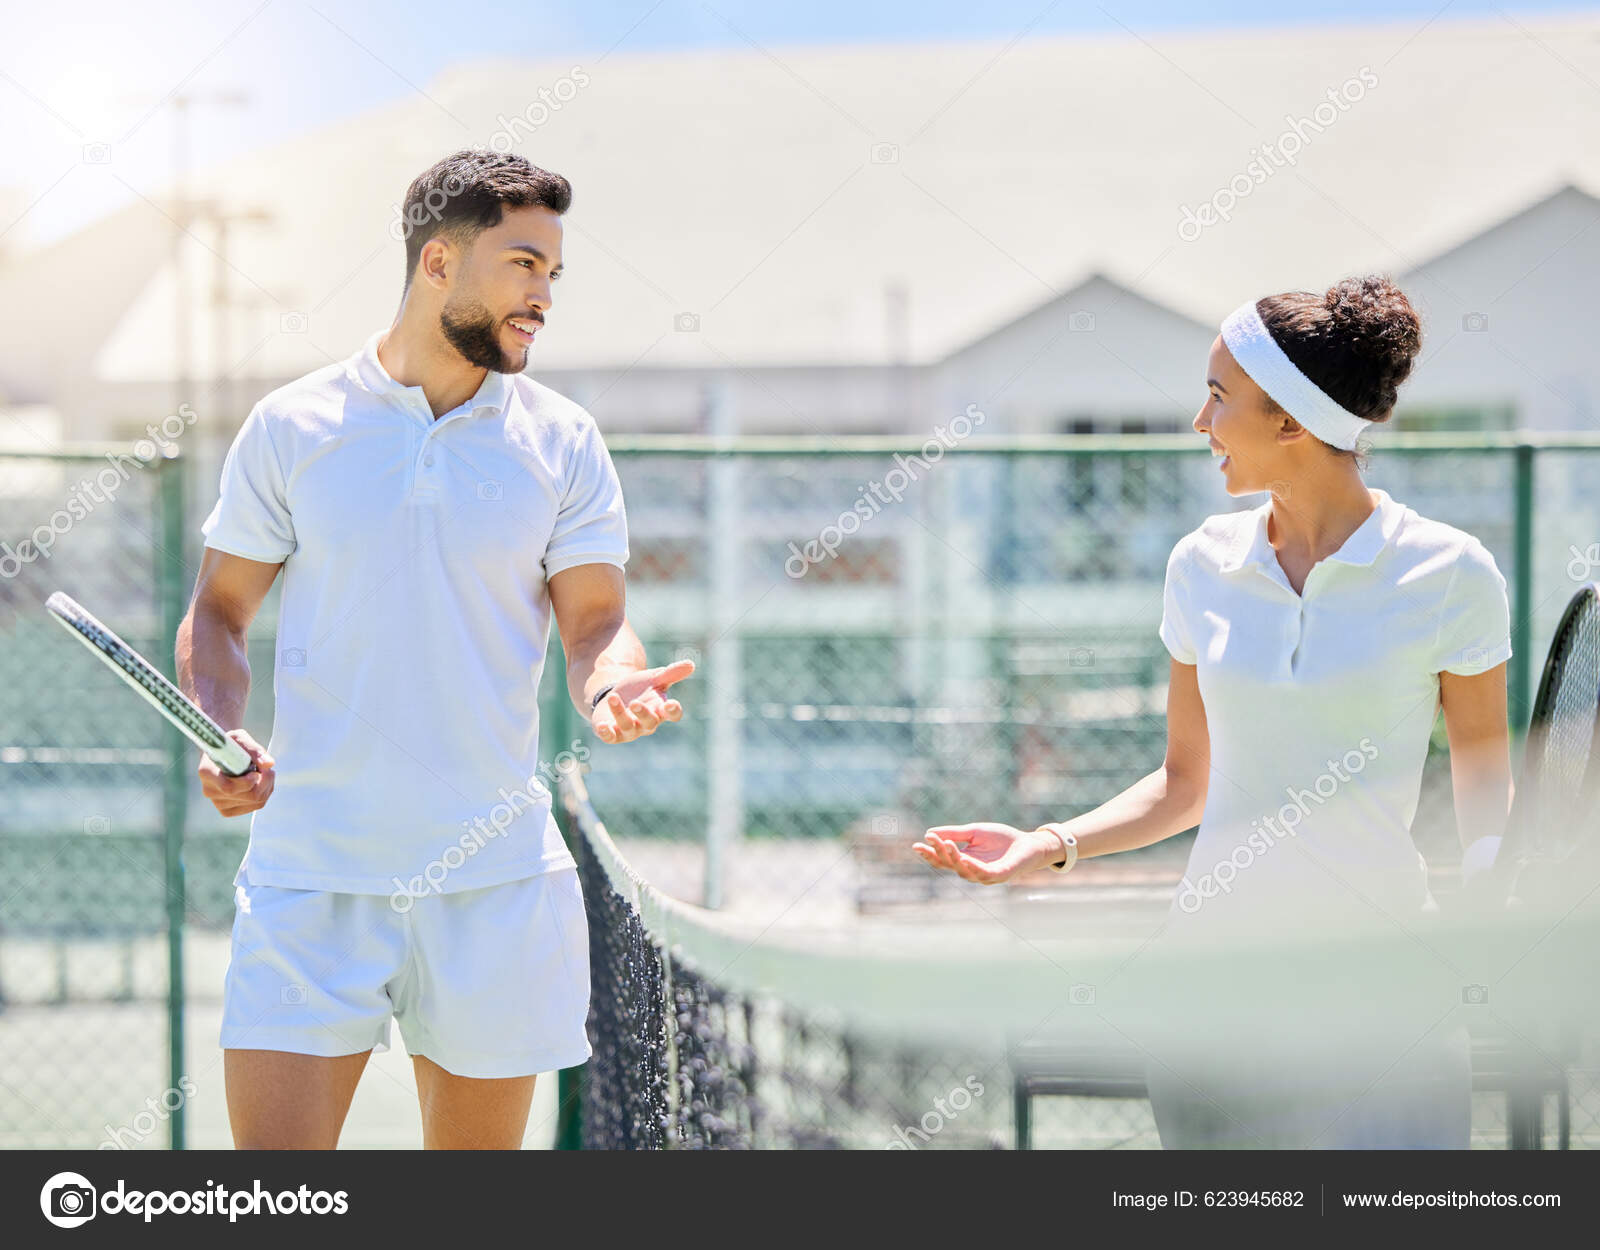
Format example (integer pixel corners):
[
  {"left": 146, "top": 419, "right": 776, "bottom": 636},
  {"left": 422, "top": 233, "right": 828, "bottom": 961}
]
[{"left": 1220, "top": 300, "right": 1372, "bottom": 451}]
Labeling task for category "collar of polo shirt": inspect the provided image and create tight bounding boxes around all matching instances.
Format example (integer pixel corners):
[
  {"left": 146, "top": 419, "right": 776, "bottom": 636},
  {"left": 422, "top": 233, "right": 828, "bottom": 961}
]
[
  {"left": 1219, "top": 487, "right": 1405, "bottom": 575},
  {"left": 350, "top": 330, "right": 514, "bottom": 418}
]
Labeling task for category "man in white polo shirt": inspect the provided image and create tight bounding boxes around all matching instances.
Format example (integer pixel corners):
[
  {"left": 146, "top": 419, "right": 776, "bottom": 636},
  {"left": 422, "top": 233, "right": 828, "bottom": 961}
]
[{"left": 176, "top": 150, "right": 691, "bottom": 1149}]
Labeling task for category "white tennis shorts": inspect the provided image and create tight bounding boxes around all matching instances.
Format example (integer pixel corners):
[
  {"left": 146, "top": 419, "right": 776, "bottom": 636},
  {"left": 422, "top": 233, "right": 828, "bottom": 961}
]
[{"left": 220, "top": 866, "right": 591, "bottom": 1078}]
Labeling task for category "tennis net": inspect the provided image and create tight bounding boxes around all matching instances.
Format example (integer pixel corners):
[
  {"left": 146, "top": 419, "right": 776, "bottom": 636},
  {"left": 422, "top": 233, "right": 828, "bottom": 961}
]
[
  {"left": 561, "top": 767, "right": 1600, "bottom": 1151},
  {"left": 564, "top": 765, "right": 1164, "bottom": 1149}
]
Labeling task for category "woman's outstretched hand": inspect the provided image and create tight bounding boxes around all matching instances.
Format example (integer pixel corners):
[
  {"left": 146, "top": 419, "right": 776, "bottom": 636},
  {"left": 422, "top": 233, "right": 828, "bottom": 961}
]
[{"left": 913, "top": 822, "right": 1065, "bottom": 885}]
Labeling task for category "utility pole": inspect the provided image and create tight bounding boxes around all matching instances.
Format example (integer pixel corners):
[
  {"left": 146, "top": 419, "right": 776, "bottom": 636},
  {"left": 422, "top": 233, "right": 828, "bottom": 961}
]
[
  {"left": 160, "top": 89, "right": 251, "bottom": 522},
  {"left": 172, "top": 95, "right": 190, "bottom": 429},
  {"left": 165, "top": 90, "right": 249, "bottom": 427},
  {"left": 201, "top": 203, "right": 272, "bottom": 494}
]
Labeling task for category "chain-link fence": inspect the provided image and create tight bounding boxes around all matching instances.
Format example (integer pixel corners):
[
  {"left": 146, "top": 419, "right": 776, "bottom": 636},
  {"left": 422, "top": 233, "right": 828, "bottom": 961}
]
[
  {"left": 3, "top": 435, "right": 1598, "bottom": 1148},
  {"left": 584, "top": 437, "right": 1598, "bottom": 914},
  {"left": 0, "top": 448, "right": 189, "bottom": 1149},
  {"left": 567, "top": 763, "right": 1600, "bottom": 1151}
]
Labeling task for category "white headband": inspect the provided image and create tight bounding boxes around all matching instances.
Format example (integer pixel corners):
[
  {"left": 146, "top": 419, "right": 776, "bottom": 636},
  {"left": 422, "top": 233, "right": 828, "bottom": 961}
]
[{"left": 1220, "top": 300, "right": 1371, "bottom": 451}]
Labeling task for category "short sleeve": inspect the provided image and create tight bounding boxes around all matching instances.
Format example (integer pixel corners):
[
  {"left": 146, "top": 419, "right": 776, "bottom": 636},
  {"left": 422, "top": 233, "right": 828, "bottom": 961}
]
[
  {"left": 201, "top": 406, "right": 296, "bottom": 562},
  {"left": 1159, "top": 539, "right": 1198, "bottom": 665},
  {"left": 1432, "top": 537, "right": 1513, "bottom": 676},
  {"left": 542, "top": 415, "right": 629, "bottom": 577}
]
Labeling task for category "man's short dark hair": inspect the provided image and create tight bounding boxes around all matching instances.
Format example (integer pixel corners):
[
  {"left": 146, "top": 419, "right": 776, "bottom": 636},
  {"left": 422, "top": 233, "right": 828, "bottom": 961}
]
[{"left": 399, "top": 150, "right": 571, "bottom": 289}]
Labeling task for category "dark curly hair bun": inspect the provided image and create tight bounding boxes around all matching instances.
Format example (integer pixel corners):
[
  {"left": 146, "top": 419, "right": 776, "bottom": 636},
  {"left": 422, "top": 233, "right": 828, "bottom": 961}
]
[{"left": 1256, "top": 274, "right": 1423, "bottom": 427}]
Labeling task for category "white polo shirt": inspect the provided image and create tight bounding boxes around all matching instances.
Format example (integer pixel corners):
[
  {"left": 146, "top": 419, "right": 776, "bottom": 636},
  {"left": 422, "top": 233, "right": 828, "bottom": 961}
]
[
  {"left": 1159, "top": 487, "right": 1512, "bottom": 933},
  {"left": 202, "top": 330, "right": 628, "bottom": 894}
]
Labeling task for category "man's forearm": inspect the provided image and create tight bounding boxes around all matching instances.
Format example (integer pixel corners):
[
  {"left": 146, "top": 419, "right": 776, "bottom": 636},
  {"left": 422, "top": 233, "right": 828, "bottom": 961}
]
[
  {"left": 177, "top": 608, "right": 253, "bottom": 730},
  {"left": 565, "top": 615, "right": 646, "bottom": 716}
]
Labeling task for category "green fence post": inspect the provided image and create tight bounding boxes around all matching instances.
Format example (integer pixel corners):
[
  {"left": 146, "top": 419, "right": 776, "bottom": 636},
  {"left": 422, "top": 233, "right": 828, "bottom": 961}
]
[
  {"left": 1511, "top": 441, "right": 1535, "bottom": 735},
  {"left": 541, "top": 634, "right": 586, "bottom": 1150},
  {"left": 158, "top": 453, "right": 190, "bottom": 1150}
]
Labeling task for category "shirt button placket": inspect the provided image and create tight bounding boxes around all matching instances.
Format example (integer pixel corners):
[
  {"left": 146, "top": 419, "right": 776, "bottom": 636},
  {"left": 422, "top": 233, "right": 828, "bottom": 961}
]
[
  {"left": 417, "top": 415, "right": 438, "bottom": 494},
  {"left": 1290, "top": 585, "right": 1309, "bottom": 674},
  {"left": 407, "top": 402, "right": 433, "bottom": 497}
]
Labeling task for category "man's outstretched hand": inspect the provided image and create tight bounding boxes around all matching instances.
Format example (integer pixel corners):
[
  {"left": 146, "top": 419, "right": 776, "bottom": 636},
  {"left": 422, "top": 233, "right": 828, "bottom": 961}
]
[{"left": 591, "top": 659, "right": 696, "bottom": 743}]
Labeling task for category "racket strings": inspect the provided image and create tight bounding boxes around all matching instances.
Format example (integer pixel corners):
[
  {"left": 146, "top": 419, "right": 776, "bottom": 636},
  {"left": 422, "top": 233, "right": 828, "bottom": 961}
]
[
  {"left": 49, "top": 595, "right": 236, "bottom": 761},
  {"left": 1520, "top": 588, "right": 1600, "bottom": 863},
  {"left": 100, "top": 640, "right": 227, "bottom": 749}
]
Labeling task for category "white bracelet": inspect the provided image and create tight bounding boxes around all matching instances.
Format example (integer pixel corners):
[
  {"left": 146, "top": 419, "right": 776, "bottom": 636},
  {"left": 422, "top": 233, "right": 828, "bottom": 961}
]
[{"left": 1040, "top": 824, "right": 1078, "bottom": 874}]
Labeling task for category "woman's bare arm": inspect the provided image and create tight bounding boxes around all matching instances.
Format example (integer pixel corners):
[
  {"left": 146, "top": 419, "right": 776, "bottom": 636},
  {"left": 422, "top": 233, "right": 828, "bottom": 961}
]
[
  {"left": 1439, "top": 661, "right": 1515, "bottom": 874},
  {"left": 1055, "top": 657, "right": 1211, "bottom": 860},
  {"left": 918, "top": 658, "right": 1210, "bottom": 882}
]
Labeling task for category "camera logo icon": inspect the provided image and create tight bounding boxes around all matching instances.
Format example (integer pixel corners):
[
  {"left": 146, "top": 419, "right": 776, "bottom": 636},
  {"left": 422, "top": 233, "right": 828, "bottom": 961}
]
[
  {"left": 82, "top": 143, "right": 112, "bottom": 165},
  {"left": 870, "top": 814, "right": 899, "bottom": 838},
  {"left": 1567, "top": 542, "right": 1600, "bottom": 582},
  {"left": 83, "top": 816, "right": 111, "bottom": 835},
  {"left": 1461, "top": 312, "right": 1488, "bottom": 333},
  {"left": 279, "top": 312, "right": 308, "bottom": 334},
  {"left": 477, "top": 480, "right": 503, "bottom": 501},
  {"left": 1068, "top": 311, "right": 1095, "bottom": 332},
  {"left": 673, "top": 312, "right": 700, "bottom": 333},
  {"left": 869, "top": 142, "right": 900, "bottom": 164},
  {"left": 40, "top": 1172, "right": 97, "bottom": 1228},
  {"left": 1462, "top": 983, "right": 1490, "bottom": 1006},
  {"left": 281, "top": 647, "right": 306, "bottom": 668},
  {"left": 1068, "top": 647, "right": 1095, "bottom": 668},
  {"left": 1069, "top": 983, "right": 1096, "bottom": 1006},
  {"left": 281, "top": 983, "right": 308, "bottom": 1006}
]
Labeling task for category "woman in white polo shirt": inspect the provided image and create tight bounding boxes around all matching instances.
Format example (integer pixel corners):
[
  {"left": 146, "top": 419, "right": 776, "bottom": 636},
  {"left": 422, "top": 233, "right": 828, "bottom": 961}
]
[{"left": 916, "top": 275, "right": 1515, "bottom": 1148}]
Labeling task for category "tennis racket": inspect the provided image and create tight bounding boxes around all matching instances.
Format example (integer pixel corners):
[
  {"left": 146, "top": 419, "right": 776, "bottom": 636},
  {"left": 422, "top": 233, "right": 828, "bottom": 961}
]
[
  {"left": 1499, "top": 581, "right": 1600, "bottom": 902},
  {"left": 45, "top": 590, "right": 256, "bottom": 777}
]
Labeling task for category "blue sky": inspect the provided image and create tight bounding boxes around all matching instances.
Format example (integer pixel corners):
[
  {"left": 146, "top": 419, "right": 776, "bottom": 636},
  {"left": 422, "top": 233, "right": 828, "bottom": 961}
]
[{"left": 2, "top": 2, "right": 1593, "bottom": 247}]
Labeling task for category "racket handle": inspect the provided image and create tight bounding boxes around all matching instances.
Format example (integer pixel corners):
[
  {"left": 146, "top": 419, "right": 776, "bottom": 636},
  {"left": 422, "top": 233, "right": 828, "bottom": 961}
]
[{"left": 212, "top": 735, "right": 257, "bottom": 778}]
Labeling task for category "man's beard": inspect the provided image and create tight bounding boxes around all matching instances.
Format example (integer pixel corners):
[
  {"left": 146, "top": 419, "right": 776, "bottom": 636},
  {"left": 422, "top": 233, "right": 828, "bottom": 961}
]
[{"left": 439, "top": 295, "right": 528, "bottom": 373}]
